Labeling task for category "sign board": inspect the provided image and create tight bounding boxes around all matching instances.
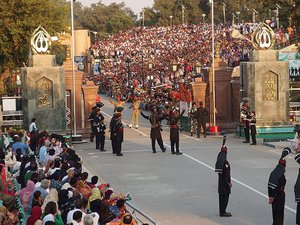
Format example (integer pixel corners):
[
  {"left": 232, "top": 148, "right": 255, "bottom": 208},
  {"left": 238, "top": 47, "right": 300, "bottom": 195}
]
[{"left": 3, "top": 99, "right": 16, "bottom": 111}]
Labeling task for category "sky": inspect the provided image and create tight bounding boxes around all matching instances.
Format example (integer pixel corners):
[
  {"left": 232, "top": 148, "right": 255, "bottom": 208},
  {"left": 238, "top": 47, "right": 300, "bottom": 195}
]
[{"left": 80, "top": 0, "right": 154, "bottom": 15}]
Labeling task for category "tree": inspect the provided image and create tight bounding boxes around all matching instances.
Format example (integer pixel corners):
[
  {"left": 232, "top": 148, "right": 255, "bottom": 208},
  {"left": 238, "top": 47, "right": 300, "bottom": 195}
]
[{"left": 0, "top": 0, "right": 68, "bottom": 70}]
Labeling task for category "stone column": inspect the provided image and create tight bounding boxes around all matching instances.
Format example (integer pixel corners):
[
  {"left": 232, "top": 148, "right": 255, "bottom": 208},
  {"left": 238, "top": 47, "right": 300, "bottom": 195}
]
[
  {"left": 21, "top": 55, "right": 66, "bottom": 131},
  {"left": 64, "top": 59, "right": 84, "bottom": 129},
  {"left": 82, "top": 81, "right": 98, "bottom": 128},
  {"left": 192, "top": 78, "right": 207, "bottom": 107}
]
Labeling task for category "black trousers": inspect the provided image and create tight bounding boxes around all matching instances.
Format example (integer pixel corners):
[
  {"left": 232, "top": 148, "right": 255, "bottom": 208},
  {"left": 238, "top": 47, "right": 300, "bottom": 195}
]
[
  {"left": 272, "top": 208, "right": 284, "bottom": 225},
  {"left": 297, "top": 203, "right": 300, "bottom": 224},
  {"left": 115, "top": 141, "right": 122, "bottom": 154},
  {"left": 111, "top": 140, "right": 117, "bottom": 154},
  {"left": 151, "top": 138, "right": 165, "bottom": 152},
  {"left": 171, "top": 140, "right": 179, "bottom": 153},
  {"left": 250, "top": 125, "right": 256, "bottom": 144},
  {"left": 197, "top": 121, "right": 206, "bottom": 137},
  {"left": 244, "top": 127, "right": 250, "bottom": 142},
  {"left": 95, "top": 133, "right": 105, "bottom": 150},
  {"left": 219, "top": 194, "right": 230, "bottom": 215}
]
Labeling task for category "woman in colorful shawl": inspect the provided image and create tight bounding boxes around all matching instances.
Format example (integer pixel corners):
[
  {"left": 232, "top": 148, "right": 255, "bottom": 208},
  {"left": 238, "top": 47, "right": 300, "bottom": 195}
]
[
  {"left": 76, "top": 180, "right": 92, "bottom": 200},
  {"left": 87, "top": 187, "right": 102, "bottom": 210},
  {"left": 15, "top": 180, "right": 35, "bottom": 211}
]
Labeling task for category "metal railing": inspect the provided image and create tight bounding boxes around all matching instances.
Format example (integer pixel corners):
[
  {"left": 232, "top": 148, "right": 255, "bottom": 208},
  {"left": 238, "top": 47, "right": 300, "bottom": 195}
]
[{"left": 126, "top": 201, "right": 158, "bottom": 225}]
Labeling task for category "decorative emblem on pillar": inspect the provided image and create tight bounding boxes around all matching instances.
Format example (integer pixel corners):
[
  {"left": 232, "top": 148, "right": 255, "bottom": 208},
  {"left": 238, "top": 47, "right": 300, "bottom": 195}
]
[
  {"left": 251, "top": 23, "right": 275, "bottom": 50},
  {"left": 30, "top": 26, "right": 51, "bottom": 54},
  {"left": 36, "top": 77, "right": 53, "bottom": 108},
  {"left": 263, "top": 71, "right": 278, "bottom": 101}
]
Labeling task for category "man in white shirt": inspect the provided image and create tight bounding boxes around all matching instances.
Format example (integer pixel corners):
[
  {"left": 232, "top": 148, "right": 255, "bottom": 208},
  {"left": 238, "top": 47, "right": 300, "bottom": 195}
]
[
  {"left": 67, "top": 199, "right": 86, "bottom": 225},
  {"left": 29, "top": 118, "right": 37, "bottom": 134}
]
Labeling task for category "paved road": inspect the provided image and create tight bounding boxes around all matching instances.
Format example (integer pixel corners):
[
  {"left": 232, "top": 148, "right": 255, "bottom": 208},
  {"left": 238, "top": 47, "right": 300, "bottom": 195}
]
[{"left": 75, "top": 95, "right": 298, "bottom": 225}]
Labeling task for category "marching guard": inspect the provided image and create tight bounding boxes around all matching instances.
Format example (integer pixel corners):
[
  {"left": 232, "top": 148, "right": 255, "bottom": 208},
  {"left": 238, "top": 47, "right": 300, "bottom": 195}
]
[
  {"left": 168, "top": 107, "right": 184, "bottom": 155},
  {"left": 141, "top": 107, "right": 166, "bottom": 153},
  {"left": 129, "top": 96, "right": 141, "bottom": 129}
]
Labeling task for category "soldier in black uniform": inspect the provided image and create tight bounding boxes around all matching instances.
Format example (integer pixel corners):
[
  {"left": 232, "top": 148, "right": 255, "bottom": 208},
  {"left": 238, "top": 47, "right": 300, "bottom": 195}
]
[
  {"left": 93, "top": 108, "right": 106, "bottom": 151},
  {"left": 141, "top": 108, "right": 166, "bottom": 153},
  {"left": 88, "top": 106, "right": 97, "bottom": 142},
  {"left": 294, "top": 125, "right": 300, "bottom": 224},
  {"left": 242, "top": 111, "right": 251, "bottom": 143},
  {"left": 215, "top": 135, "right": 232, "bottom": 217},
  {"left": 268, "top": 148, "right": 291, "bottom": 225},
  {"left": 294, "top": 153, "right": 300, "bottom": 225},
  {"left": 249, "top": 111, "right": 257, "bottom": 145},
  {"left": 110, "top": 107, "right": 124, "bottom": 156},
  {"left": 196, "top": 101, "right": 208, "bottom": 138},
  {"left": 168, "top": 108, "right": 185, "bottom": 155}
]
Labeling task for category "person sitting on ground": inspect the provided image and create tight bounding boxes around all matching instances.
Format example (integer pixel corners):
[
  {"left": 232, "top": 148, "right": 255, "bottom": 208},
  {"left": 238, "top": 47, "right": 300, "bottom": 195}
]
[
  {"left": 12, "top": 135, "right": 28, "bottom": 156},
  {"left": 70, "top": 210, "right": 82, "bottom": 225},
  {"left": 87, "top": 176, "right": 98, "bottom": 189},
  {"left": 15, "top": 180, "right": 35, "bottom": 212},
  {"left": 32, "top": 190, "right": 43, "bottom": 208},
  {"left": 26, "top": 206, "right": 42, "bottom": 225},
  {"left": 42, "top": 201, "right": 63, "bottom": 225}
]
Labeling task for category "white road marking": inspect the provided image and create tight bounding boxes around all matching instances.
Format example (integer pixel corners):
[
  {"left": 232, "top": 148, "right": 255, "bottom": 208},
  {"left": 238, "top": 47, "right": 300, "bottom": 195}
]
[{"left": 101, "top": 108, "right": 297, "bottom": 214}]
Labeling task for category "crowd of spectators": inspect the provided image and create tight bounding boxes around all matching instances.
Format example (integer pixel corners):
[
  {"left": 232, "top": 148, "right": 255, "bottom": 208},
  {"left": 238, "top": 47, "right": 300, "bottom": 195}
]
[
  {"left": 88, "top": 23, "right": 297, "bottom": 102},
  {"left": 0, "top": 132, "right": 137, "bottom": 225}
]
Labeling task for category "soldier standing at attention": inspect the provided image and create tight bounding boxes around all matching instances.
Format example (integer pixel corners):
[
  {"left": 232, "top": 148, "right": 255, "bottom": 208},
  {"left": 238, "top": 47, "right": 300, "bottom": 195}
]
[
  {"left": 268, "top": 148, "right": 291, "bottom": 225},
  {"left": 93, "top": 107, "right": 106, "bottom": 151},
  {"left": 249, "top": 111, "right": 257, "bottom": 145},
  {"left": 141, "top": 108, "right": 166, "bottom": 153},
  {"left": 242, "top": 111, "right": 251, "bottom": 143},
  {"left": 196, "top": 101, "right": 208, "bottom": 138},
  {"left": 215, "top": 135, "right": 232, "bottom": 217},
  {"left": 110, "top": 107, "right": 124, "bottom": 156}
]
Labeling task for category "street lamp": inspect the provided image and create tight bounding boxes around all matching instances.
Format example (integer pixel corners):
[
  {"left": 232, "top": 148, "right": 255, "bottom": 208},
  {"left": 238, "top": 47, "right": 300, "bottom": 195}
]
[
  {"left": 16, "top": 74, "right": 21, "bottom": 96},
  {"left": 236, "top": 11, "right": 240, "bottom": 22},
  {"left": 148, "top": 59, "right": 153, "bottom": 70},
  {"left": 202, "top": 14, "right": 206, "bottom": 23},
  {"left": 195, "top": 61, "right": 202, "bottom": 76},
  {"left": 172, "top": 59, "right": 178, "bottom": 72},
  {"left": 169, "top": 15, "right": 173, "bottom": 27},
  {"left": 71, "top": 0, "right": 77, "bottom": 135}
]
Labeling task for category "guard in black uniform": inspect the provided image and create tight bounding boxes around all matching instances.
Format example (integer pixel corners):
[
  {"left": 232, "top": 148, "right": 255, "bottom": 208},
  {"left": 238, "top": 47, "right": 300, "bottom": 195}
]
[
  {"left": 141, "top": 108, "right": 166, "bottom": 153},
  {"left": 215, "top": 135, "right": 232, "bottom": 217},
  {"left": 169, "top": 108, "right": 185, "bottom": 155},
  {"left": 294, "top": 153, "right": 300, "bottom": 225},
  {"left": 294, "top": 125, "right": 300, "bottom": 224},
  {"left": 249, "top": 111, "right": 257, "bottom": 145},
  {"left": 93, "top": 107, "right": 106, "bottom": 151},
  {"left": 268, "top": 148, "right": 291, "bottom": 225},
  {"left": 110, "top": 107, "right": 124, "bottom": 156},
  {"left": 242, "top": 111, "right": 251, "bottom": 143}
]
